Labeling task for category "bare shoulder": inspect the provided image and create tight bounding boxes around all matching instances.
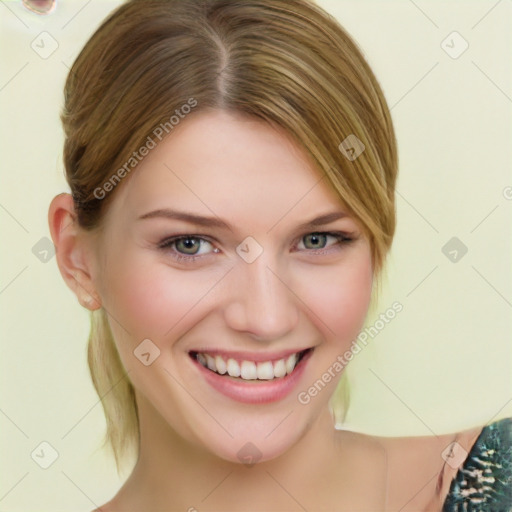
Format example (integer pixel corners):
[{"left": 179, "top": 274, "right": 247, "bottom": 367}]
[
  {"left": 91, "top": 501, "right": 115, "bottom": 512},
  {"left": 370, "top": 423, "right": 484, "bottom": 512}
]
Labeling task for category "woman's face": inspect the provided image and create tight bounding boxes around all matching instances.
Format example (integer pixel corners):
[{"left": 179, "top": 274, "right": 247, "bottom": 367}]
[{"left": 89, "top": 109, "right": 373, "bottom": 463}]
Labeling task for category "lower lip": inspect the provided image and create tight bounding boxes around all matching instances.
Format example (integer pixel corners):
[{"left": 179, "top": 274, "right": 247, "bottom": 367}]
[{"left": 190, "top": 350, "right": 313, "bottom": 404}]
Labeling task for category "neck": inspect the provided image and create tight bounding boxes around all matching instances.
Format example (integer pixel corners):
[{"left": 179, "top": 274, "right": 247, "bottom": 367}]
[{"left": 111, "top": 395, "right": 355, "bottom": 511}]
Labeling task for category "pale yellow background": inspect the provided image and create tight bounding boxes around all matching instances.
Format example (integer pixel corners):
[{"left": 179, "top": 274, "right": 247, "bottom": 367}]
[{"left": 1, "top": 0, "right": 511, "bottom": 510}]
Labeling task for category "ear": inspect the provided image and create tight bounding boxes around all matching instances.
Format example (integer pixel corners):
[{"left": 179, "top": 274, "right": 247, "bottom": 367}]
[{"left": 48, "top": 193, "right": 102, "bottom": 310}]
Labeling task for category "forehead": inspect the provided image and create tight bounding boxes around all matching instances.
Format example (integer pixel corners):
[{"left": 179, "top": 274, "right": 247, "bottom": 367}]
[{"left": 107, "top": 110, "right": 348, "bottom": 229}]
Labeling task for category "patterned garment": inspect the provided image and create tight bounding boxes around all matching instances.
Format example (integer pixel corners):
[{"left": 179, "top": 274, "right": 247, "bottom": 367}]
[{"left": 442, "top": 417, "right": 512, "bottom": 512}]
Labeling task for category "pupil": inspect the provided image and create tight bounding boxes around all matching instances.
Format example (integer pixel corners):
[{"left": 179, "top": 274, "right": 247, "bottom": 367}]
[
  {"left": 307, "top": 233, "right": 324, "bottom": 248},
  {"left": 180, "top": 238, "right": 198, "bottom": 254}
]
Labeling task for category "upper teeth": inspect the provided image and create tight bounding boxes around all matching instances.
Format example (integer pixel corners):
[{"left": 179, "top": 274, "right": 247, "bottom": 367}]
[{"left": 196, "top": 352, "right": 301, "bottom": 380}]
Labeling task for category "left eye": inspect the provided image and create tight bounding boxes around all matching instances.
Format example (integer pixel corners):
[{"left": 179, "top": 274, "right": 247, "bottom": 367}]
[
  {"left": 157, "top": 231, "right": 352, "bottom": 264},
  {"left": 297, "top": 232, "right": 347, "bottom": 250}
]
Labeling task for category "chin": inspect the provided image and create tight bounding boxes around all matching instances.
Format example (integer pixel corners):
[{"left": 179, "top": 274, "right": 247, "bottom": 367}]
[{"left": 197, "top": 419, "right": 310, "bottom": 466}]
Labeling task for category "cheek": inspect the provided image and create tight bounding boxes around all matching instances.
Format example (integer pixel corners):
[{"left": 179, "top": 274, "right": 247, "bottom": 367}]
[
  {"left": 295, "top": 253, "right": 373, "bottom": 343},
  {"left": 101, "top": 248, "right": 223, "bottom": 340},
  {"left": 100, "top": 240, "right": 372, "bottom": 351}
]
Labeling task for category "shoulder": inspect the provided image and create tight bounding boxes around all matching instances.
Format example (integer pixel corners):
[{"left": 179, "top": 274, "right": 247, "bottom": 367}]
[
  {"left": 442, "top": 416, "right": 512, "bottom": 512},
  {"left": 91, "top": 503, "right": 115, "bottom": 512},
  {"left": 333, "top": 426, "right": 455, "bottom": 510},
  {"left": 369, "top": 421, "right": 490, "bottom": 512}
]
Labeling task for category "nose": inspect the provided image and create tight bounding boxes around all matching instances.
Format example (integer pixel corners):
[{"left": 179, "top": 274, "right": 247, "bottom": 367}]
[{"left": 223, "top": 254, "right": 300, "bottom": 342}]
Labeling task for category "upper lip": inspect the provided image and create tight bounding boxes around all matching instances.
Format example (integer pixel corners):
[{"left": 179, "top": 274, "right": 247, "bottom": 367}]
[{"left": 189, "top": 347, "right": 313, "bottom": 363}]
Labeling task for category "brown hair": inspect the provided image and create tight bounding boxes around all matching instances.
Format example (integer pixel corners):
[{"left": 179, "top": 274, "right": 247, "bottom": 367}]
[{"left": 61, "top": 0, "right": 398, "bottom": 472}]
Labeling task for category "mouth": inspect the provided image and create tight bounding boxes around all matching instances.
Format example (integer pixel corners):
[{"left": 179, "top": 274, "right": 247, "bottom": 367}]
[
  {"left": 189, "top": 348, "right": 312, "bottom": 382},
  {"left": 188, "top": 347, "right": 314, "bottom": 403}
]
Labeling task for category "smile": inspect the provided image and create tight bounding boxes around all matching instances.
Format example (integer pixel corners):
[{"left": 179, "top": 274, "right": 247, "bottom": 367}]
[
  {"left": 191, "top": 349, "right": 310, "bottom": 381},
  {"left": 189, "top": 348, "right": 314, "bottom": 404}
]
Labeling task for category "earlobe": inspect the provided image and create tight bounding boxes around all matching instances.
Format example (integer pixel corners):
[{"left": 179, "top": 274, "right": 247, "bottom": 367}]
[
  {"left": 48, "top": 193, "right": 102, "bottom": 311},
  {"left": 71, "top": 269, "right": 102, "bottom": 310}
]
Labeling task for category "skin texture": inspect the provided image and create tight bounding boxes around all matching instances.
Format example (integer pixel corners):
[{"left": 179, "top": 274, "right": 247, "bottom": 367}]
[
  {"left": 49, "top": 110, "right": 397, "bottom": 510},
  {"left": 378, "top": 424, "right": 484, "bottom": 512}
]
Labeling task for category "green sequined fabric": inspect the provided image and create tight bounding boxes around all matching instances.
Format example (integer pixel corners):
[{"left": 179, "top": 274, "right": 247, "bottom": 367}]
[{"left": 442, "top": 417, "right": 512, "bottom": 512}]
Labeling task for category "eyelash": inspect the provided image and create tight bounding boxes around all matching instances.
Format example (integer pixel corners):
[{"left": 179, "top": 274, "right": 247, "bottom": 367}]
[{"left": 157, "top": 231, "right": 355, "bottom": 265}]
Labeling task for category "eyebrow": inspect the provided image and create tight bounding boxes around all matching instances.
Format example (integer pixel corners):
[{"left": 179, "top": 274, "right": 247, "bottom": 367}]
[{"left": 137, "top": 208, "right": 349, "bottom": 232}]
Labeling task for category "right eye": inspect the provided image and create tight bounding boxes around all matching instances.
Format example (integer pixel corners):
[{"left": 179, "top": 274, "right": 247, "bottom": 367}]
[{"left": 158, "top": 235, "right": 219, "bottom": 264}]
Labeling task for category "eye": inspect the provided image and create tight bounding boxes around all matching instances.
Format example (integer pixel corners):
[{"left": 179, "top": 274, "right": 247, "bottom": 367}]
[
  {"left": 157, "top": 231, "right": 354, "bottom": 265},
  {"left": 296, "top": 232, "right": 353, "bottom": 253},
  {"left": 158, "top": 235, "right": 218, "bottom": 264}
]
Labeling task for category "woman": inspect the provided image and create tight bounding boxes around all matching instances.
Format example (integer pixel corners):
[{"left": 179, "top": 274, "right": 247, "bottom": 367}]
[{"left": 48, "top": 0, "right": 511, "bottom": 510}]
